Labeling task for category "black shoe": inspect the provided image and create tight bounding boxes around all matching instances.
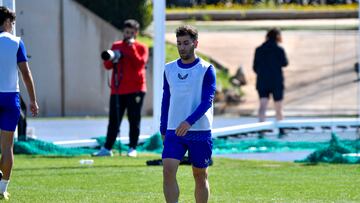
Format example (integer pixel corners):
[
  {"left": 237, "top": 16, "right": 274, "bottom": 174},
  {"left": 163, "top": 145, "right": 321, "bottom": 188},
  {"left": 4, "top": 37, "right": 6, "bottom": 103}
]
[
  {"left": 146, "top": 157, "right": 214, "bottom": 166},
  {"left": 278, "top": 128, "right": 287, "bottom": 138},
  {"left": 180, "top": 156, "right": 191, "bottom": 165},
  {"left": 180, "top": 156, "right": 213, "bottom": 166},
  {"left": 258, "top": 132, "right": 265, "bottom": 139},
  {"left": 146, "top": 159, "right": 163, "bottom": 166},
  {"left": 0, "top": 170, "right": 3, "bottom": 180}
]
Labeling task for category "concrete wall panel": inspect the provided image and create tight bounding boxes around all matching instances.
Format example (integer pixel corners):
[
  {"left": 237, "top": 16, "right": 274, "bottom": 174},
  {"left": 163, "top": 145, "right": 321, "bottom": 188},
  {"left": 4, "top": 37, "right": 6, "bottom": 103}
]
[
  {"left": 17, "top": 0, "right": 62, "bottom": 116},
  {"left": 15, "top": 0, "right": 154, "bottom": 117}
]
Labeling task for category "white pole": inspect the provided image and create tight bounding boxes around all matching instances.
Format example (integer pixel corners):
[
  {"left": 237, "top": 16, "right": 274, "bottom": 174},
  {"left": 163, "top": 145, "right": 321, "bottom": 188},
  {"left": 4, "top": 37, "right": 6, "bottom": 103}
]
[
  {"left": 3, "top": 0, "right": 15, "bottom": 10},
  {"left": 153, "top": 0, "right": 166, "bottom": 134},
  {"left": 2, "top": 0, "right": 15, "bottom": 35},
  {"left": 358, "top": 4, "right": 360, "bottom": 118}
]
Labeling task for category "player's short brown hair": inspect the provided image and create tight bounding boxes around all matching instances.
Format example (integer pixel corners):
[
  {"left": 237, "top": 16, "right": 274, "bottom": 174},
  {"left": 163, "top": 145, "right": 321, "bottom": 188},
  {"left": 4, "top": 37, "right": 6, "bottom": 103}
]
[
  {"left": 0, "top": 6, "right": 15, "bottom": 25},
  {"left": 176, "top": 25, "right": 198, "bottom": 41}
]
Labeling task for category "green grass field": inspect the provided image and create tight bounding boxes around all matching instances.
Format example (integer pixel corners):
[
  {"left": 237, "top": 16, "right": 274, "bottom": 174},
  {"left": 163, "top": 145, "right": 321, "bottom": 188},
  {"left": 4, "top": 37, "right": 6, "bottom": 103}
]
[{"left": 8, "top": 155, "right": 360, "bottom": 202}]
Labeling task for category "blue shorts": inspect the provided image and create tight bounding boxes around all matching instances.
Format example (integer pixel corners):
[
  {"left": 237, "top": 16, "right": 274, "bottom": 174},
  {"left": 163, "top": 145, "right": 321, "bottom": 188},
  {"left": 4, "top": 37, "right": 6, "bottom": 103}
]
[
  {"left": 162, "top": 131, "right": 213, "bottom": 168},
  {"left": 0, "top": 92, "right": 20, "bottom": 132}
]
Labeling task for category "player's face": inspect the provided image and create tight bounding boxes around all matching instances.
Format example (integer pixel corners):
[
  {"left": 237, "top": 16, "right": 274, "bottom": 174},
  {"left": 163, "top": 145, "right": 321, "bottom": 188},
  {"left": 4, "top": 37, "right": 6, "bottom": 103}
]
[
  {"left": 176, "top": 35, "right": 198, "bottom": 61},
  {"left": 123, "top": 27, "right": 137, "bottom": 42}
]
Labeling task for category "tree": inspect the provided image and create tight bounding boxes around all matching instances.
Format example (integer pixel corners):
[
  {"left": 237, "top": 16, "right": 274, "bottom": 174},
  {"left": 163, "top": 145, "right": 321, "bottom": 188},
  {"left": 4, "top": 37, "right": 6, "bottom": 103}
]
[{"left": 75, "top": 0, "right": 152, "bottom": 31}]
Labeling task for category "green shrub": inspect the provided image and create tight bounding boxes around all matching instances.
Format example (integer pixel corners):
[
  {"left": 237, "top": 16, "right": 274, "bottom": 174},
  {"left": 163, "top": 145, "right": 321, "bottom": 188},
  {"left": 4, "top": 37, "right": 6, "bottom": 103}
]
[{"left": 75, "top": 0, "right": 152, "bottom": 31}]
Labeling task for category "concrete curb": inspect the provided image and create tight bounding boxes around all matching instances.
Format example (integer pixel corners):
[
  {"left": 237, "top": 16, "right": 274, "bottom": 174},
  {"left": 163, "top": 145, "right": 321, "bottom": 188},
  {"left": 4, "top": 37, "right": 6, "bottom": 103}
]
[{"left": 167, "top": 10, "right": 357, "bottom": 21}]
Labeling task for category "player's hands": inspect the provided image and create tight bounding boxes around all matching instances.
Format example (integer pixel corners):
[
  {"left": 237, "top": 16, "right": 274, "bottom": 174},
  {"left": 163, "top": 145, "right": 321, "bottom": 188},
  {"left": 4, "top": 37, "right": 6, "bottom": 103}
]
[
  {"left": 175, "top": 121, "right": 191, "bottom": 136},
  {"left": 30, "top": 101, "right": 39, "bottom": 117}
]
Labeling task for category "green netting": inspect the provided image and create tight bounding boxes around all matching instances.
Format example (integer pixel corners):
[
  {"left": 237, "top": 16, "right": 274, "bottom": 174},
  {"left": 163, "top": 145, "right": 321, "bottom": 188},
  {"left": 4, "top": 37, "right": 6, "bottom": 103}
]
[
  {"left": 140, "top": 133, "right": 334, "bottom": 154},
  {"left": 296, "top": 133, "right": 360, "bottom": 164},
  {"left": 14, "top": 139, "right": 96, "bottom": 156},
  {"left": 212, "top": 138, "right": 328, "bottom": 154},
  {"left": 94, "top": 132, "right": 164, "bottom": 153},
  {"left": 12, "top": 132, "right": 360, "bottom": 164},
  {"left": 138, "top": 132, "right": 163, "bottom": 153},
  {"left": 12, "top": 133, "right": 164, "bottom": 156},
  {"left": 95, "top": 137, "right": 129, "bottom": 152}
]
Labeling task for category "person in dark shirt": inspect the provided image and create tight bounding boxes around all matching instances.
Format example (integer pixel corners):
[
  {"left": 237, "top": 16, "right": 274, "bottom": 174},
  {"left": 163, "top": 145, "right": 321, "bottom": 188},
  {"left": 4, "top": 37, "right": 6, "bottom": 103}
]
[{"left": 253, "top": 28, "right": 288, "bottom": 124}]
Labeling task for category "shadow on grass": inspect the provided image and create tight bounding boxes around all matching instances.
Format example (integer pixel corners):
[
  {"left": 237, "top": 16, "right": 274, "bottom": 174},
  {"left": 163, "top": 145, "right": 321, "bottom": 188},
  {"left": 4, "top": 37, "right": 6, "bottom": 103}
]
[{"left": 299, "top": 162, "right": 319, "bottom": 166}]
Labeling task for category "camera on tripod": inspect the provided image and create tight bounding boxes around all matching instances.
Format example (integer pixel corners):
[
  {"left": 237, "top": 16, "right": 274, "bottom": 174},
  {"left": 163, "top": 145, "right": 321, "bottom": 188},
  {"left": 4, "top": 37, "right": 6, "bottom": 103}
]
[{"left": 101, "top": 50, "right": 122, "bottom": 62}]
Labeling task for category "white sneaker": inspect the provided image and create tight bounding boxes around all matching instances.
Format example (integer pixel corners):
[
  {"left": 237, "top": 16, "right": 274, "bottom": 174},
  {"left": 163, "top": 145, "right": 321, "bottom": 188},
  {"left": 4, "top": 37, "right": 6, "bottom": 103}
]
[
  {"left": 92, "top": 147, "right": 113, "bottom": 157},
  {"left": 0, "top": 191, "right": 10, "bottom": 200},
  {"left": 127, "top": 148, "right": 137, "bottom": 157}
]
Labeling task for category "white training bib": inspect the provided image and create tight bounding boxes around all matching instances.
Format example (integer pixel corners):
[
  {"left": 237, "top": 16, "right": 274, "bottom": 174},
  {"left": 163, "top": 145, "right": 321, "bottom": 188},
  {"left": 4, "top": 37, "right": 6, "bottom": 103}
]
[
  {"left": 165, "top": 58, "right": 213, "bottom": 131},
  {"left": 0, "top": 32, "right": 21, "bottom": 92}
]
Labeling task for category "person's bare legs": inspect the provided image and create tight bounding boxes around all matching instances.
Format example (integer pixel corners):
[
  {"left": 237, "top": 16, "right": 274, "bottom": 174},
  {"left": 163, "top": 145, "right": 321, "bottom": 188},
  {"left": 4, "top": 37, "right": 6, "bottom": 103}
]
[
  {"left": 258, "top": 98, "right": 269, "bottom": 122},
  {"left": 274, "top": 100, "right": 283, "bottom": 121},
  {"left": 0, "top": 130, "right": 15, "bottom": 180},
  {"left": 193, "top": 166, "right": 209, "bottom": 203},
  {"left": 163, "top": 158, "right": 180, "bottom": 203},
  {"left": 274, "top": 100, "right": 286, "bottom": 136}
]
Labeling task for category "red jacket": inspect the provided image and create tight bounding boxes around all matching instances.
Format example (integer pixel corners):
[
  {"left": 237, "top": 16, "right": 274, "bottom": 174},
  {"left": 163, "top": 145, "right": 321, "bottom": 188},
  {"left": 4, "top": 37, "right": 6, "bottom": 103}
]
[{"left": 104, "top": 40, "right": 148, "bottom": 95}]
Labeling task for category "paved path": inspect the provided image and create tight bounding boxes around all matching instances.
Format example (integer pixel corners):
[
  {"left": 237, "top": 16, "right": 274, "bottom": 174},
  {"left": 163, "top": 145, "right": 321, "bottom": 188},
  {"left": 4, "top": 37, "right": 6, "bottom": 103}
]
[
  {"left": 215, "top": 151, "right": 313, "bottom": 162},
  {"left": 164, "top": 19, "right": 359, "bottom": 116},
  {"left": 28, "top": 117, "right": 260, "bottom": 142}
]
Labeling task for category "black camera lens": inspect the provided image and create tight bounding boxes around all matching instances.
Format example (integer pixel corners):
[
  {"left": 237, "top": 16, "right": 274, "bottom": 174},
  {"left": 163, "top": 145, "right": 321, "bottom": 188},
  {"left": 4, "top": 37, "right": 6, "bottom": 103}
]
[{"left": 101, "top": 51, "right": 111, "bottom": 61}]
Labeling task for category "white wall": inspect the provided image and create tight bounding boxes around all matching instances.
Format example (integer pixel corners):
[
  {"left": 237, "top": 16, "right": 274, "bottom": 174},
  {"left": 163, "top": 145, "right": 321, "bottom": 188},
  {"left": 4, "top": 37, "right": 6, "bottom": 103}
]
[
  {"left": 17, "top": 0, "right": 64, "bottom": 116},
  {"left": 62, "top": 0, "right": 118, "bottom": 116}
]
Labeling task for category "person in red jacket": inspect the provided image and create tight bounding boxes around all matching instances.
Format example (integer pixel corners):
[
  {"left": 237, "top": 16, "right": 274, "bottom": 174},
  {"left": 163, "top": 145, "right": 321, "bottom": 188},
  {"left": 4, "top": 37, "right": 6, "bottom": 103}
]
[{"left": 93, "top": 19, "right": 148, "bottom": 157}]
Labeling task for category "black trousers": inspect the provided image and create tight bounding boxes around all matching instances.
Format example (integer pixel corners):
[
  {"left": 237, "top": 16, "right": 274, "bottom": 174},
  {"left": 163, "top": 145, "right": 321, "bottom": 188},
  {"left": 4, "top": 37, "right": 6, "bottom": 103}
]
[{"left": 104, "top": 92, "right": 145, "bottom": 150}]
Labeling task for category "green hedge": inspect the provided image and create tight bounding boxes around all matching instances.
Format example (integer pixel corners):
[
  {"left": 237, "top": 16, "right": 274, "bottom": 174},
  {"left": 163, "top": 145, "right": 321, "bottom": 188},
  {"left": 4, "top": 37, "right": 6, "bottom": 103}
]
[{"left": 75, "top": 0, "right": 152, "bottom": 31}]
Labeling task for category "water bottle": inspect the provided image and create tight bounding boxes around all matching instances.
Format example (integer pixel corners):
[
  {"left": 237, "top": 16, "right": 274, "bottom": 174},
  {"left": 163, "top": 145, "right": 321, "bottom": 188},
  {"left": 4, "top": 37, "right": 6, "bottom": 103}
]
[{"left": 79, "top": 159, "right": 94, "bottom": 165}]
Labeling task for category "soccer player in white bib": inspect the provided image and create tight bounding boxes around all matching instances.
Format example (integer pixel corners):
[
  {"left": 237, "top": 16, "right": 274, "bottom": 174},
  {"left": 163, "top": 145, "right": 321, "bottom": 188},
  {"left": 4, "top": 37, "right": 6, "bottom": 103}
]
[
  {"left": 0, "top": 6, "right": 39, "bottom": 200},
  {"left": 161, "top": 25, "right": 216, "bottom": 203}
]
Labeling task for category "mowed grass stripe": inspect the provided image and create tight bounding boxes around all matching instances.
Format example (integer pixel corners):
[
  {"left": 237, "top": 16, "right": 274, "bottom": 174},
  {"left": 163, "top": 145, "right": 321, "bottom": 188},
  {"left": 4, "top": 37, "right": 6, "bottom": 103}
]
[{"left": 5, "top": 155, "right": 360, "bottom": 202}]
